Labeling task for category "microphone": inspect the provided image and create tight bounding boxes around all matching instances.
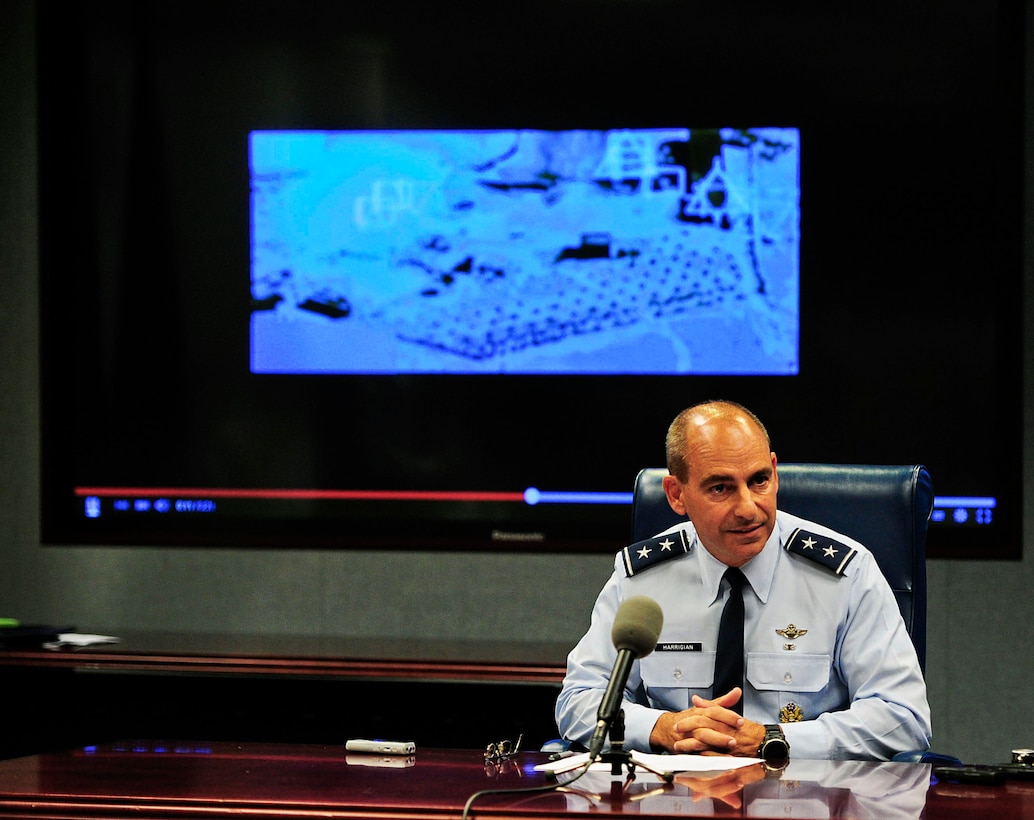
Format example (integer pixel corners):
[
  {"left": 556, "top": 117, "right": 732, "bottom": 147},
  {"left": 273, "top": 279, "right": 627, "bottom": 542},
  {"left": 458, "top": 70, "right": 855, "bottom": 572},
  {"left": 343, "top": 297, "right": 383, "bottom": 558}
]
[{"left": 587, "top": 595, "right": 664, "bottom": 760}]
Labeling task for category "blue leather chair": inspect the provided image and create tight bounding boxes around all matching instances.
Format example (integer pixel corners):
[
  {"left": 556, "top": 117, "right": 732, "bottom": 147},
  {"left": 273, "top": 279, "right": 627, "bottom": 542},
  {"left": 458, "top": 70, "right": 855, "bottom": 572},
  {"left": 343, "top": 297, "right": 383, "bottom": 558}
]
[
  {"left": 630, "top": 464, "right": 963, "bottom": 765},
  {"left": 631, "top": 464, "right": 933, "bottom": 671}
]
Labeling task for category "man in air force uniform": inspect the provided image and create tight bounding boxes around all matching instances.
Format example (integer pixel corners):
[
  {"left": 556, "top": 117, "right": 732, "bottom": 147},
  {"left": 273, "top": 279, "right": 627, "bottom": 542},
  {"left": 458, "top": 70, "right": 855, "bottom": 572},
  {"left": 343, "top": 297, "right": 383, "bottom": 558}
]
[{"left": 555, "top": 400, "right": 932, "bottom": 760}]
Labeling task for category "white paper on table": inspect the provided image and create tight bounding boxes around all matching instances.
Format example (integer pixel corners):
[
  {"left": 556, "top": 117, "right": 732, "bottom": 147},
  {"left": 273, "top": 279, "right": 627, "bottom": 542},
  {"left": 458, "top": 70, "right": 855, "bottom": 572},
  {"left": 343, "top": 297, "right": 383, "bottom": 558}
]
[
  {"left": 535, "top": 751, "right": 762, "bottom": 775},
  {"left": 43, "top": 633, "right": 122, "bottom": 649}
]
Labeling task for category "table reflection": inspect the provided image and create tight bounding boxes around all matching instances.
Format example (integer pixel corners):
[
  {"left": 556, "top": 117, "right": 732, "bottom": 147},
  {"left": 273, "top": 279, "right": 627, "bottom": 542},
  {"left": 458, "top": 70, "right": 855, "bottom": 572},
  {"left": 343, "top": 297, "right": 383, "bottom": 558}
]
[{"left": 557, "top": 758, "right": 930, "bottom": 818}]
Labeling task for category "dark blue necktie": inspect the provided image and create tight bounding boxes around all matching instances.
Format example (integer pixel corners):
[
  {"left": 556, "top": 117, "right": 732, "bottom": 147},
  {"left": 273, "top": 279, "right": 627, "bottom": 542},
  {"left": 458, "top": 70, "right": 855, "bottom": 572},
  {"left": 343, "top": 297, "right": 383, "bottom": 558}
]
[{"left": 713, "top": 567, "right": 747, "bottom": 714}]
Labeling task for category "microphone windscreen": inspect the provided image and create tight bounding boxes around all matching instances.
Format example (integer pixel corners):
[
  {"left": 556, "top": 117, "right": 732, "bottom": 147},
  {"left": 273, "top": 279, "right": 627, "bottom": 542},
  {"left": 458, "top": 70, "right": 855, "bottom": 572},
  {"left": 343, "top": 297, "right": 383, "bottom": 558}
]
[{"left": 611, "top": 595, "right": 664, "bottom": 658}]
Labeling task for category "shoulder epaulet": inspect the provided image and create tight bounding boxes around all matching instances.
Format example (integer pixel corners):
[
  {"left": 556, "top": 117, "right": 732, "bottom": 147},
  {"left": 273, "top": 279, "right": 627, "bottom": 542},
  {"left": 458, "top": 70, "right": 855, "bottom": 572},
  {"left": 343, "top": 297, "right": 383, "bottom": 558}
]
[
  {"left": 784, "top": 527, "right": 858, "bottom": 576},
  {"left": 621, "top": 529, "right": 691, "bottom": 577}
]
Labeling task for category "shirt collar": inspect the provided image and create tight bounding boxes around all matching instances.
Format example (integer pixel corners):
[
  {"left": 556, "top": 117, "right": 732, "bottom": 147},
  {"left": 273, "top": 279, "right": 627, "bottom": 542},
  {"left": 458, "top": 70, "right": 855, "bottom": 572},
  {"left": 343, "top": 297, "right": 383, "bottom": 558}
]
[{"left": 694, "top": 518, "right": 782, "bottom": 605}]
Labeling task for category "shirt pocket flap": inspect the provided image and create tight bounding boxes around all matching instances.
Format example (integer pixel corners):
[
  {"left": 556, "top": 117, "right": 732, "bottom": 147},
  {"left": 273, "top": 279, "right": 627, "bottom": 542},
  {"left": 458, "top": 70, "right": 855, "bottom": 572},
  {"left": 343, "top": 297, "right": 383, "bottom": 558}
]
[
  {"left": 640, "top": 651, "right": 716, "bottom": 688},
  {"left": 747, "top": 652, "right": 831, "bottom": 693}
]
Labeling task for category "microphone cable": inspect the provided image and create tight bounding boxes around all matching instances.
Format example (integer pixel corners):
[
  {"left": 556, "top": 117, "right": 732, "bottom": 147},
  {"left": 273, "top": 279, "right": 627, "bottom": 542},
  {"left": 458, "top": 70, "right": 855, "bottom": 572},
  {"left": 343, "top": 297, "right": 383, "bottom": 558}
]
[
  {"left": 460, "top": 753, "right": 598, "bottom": 820},
  {"left": 463, "top": 596, "right": 664, "bottom": 818}
]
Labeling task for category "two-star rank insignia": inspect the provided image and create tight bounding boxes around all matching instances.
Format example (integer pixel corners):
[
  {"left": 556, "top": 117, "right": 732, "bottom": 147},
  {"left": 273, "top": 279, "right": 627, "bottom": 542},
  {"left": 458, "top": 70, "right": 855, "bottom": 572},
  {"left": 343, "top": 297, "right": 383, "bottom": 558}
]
[
  {"left": 621, "top": 529, "right": 691, "bottom": 576},
  {"left": 784, "top": 528, "right": 857, "bottom": 576}
]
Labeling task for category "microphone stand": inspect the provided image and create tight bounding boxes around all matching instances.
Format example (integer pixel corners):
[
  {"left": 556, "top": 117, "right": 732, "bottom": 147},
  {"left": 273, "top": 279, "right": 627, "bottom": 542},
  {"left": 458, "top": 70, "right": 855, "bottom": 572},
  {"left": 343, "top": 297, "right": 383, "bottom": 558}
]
[{"left": 597, "top": 709, "right": 674, "bottom": 783}]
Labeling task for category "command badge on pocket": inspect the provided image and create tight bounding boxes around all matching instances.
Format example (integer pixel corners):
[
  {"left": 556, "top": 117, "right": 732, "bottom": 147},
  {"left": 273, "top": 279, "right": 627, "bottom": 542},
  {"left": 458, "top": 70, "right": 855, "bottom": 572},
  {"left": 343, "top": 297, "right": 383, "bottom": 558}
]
[{"left": 779, "top": 702, "right": 804, "bottom": 723}]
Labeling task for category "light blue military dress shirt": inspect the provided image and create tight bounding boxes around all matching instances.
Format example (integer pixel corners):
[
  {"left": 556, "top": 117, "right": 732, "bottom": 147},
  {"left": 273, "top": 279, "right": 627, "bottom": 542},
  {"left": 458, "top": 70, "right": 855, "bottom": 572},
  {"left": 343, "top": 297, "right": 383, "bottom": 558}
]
[{"left": 555, "top": 511, "right": 932, "bottom": 760}]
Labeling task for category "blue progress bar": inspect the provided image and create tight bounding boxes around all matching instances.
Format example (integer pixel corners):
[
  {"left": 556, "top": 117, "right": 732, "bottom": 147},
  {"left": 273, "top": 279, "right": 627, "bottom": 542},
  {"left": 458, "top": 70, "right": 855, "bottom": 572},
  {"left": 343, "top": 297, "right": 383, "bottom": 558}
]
[
  {"left": 933, "top": 496, "right": 996, "bottom": 509},
  {"left": 524, "top": 488, "right": 634, "bottom": 506}
]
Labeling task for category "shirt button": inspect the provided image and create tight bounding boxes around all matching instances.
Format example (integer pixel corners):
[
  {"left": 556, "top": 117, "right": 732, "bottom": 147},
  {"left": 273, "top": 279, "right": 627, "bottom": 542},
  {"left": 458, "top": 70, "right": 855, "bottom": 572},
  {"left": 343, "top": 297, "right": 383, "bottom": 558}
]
[
  {"left": 784, "top": 672, "right": 793, "bottom": 684},
  {"left": 673, "top": 667, "right": 683, "bottom": 681}
]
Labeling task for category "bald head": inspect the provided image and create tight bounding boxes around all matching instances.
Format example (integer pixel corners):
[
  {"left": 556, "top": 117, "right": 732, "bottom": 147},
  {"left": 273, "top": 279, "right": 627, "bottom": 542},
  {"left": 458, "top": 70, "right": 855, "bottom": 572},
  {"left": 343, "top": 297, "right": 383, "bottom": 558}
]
[{"left": 665, "top": 401, "right": 771, "bottom": 483}]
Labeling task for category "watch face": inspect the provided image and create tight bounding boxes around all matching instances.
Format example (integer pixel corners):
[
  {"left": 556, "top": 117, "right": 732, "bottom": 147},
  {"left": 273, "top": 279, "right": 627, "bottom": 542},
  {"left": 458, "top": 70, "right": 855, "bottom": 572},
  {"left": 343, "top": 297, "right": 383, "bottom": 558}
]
[
  {"left": 761, "top": 728, "right": 789, "bottom": 765},
  {"left": 762, "top": 745, "right": 789, "bottom": 773}
]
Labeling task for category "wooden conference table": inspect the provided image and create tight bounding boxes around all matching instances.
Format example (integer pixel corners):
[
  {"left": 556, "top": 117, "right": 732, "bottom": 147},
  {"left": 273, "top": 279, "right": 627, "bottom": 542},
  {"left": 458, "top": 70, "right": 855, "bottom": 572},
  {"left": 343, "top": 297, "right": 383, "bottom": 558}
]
[
  {"left": 0, "top": 631, "right": 571, "bottom": 757},
  {"left": 0, "top": 630, "right": 572, "bottom": 683},
  {"left": 0, "top": 741, "right": 1031, "bottom": 819}
]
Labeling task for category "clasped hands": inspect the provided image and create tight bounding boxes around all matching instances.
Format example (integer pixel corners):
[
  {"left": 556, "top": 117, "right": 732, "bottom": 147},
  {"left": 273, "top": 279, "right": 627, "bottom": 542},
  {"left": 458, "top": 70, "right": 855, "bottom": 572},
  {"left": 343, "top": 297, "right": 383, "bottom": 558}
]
[{"left": 649, "top": 687, "right": 766, "bottom": 756}]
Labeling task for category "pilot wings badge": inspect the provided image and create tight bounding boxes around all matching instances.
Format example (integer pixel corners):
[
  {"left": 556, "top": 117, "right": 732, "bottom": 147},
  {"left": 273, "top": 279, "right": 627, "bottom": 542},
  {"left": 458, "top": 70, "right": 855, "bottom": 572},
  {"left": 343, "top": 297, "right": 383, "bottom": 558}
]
[{"left": 776, "top": 623, "right": 808, "bottom": 650}]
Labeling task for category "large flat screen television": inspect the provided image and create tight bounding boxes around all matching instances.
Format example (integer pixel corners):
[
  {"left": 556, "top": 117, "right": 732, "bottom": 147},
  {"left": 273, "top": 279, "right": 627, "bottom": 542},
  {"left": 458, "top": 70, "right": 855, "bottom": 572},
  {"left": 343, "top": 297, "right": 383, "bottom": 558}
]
[{"left": 38, "top": 0, "right": 1024, "bottom": 559}]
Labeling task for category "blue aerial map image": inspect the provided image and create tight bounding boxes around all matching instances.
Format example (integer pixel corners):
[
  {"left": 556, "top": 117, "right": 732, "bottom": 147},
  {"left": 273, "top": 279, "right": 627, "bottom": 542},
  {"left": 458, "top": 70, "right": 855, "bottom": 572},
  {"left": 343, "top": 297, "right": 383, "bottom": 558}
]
[{"left": 249, "top": 127, "right": 799, "bottom": 375}]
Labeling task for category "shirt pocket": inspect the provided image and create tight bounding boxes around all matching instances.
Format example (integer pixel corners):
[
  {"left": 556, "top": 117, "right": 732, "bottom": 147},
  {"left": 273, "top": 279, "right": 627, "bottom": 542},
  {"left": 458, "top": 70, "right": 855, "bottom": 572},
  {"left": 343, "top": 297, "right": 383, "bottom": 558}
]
[
  {"left": 746, "top": 652, "right": 831, "bottom": 693},
  {"left": 640, "top": 651, "right": 716, "bottom": 689},
  {"left": 639, "top": 651, "right": 715, "bottom": 712}
]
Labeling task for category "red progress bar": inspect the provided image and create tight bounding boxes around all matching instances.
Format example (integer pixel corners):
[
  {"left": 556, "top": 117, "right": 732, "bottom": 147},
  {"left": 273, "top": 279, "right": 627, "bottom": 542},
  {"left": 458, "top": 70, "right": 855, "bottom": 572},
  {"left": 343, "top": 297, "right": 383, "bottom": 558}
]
[{"left": 74, "top": 487, "right": 527, "bottom": 503}]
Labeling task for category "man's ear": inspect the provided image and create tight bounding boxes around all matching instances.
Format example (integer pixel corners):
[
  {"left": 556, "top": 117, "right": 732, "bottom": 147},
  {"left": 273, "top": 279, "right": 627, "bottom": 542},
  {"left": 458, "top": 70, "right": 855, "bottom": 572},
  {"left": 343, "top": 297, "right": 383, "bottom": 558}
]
[{"left": 662, "top": 474, "right": 688, "bottom": 517}]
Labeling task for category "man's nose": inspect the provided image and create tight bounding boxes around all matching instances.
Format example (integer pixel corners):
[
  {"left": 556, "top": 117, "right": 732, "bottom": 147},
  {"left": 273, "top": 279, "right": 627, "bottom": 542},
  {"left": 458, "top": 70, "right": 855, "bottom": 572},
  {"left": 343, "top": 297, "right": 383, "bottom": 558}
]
[{"left": 732, "top": 486, "right": 758, "bottom": 518}]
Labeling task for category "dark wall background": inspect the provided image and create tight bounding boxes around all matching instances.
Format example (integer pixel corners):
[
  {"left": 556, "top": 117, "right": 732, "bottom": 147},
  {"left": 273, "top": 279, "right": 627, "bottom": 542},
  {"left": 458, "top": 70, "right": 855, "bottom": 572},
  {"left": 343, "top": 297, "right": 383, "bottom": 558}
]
[{"left": 1, "top": 0, "right": 1032, "bottom": 763}]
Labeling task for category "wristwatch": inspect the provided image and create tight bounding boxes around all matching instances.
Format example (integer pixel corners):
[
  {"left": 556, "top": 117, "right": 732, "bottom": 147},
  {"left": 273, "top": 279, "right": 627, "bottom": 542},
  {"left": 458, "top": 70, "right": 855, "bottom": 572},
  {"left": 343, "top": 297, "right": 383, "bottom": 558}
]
[{"left": 758, "top": 724, "right": 790, "bottom": 768}]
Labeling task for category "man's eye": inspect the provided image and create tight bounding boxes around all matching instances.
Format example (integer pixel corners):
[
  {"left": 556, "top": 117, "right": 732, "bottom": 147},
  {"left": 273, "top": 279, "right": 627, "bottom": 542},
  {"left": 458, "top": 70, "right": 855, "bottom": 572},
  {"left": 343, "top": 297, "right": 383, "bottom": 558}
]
[{"left": 709, "top": 484, "right": 729, "bottom": 495}]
